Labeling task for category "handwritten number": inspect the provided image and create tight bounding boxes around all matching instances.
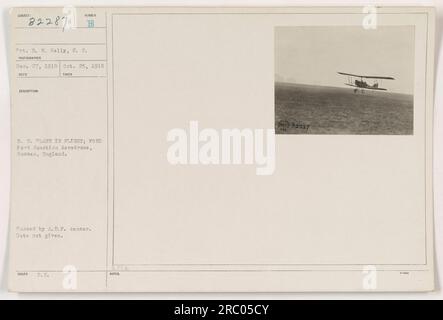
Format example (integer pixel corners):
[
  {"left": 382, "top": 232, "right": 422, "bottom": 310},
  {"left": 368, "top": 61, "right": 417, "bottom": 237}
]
[{"left": 27, "top": 16, "right": 65, "bottom": 27}]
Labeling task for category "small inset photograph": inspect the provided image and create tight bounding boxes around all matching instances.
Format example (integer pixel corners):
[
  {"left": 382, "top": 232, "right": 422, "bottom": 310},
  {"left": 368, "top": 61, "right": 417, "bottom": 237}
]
[{"left": 275, "top": 26, "right": 414, "bottom": 135}]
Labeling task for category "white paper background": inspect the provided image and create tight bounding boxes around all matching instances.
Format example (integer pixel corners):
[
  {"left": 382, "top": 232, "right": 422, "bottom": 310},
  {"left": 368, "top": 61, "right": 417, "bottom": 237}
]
[{"left": 0, "top": 0, "right": 441, "bottom": 299}]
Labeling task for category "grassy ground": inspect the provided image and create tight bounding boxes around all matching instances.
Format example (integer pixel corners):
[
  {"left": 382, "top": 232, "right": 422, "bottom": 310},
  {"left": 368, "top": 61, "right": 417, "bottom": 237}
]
[{"left": 275, "top": 83, "right": 413, "bottom": 135}]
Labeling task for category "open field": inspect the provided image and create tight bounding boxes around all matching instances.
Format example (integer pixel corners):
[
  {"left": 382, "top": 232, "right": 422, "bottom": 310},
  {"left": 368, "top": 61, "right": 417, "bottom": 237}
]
[{"left": 275, "top": 83, "right": 413, "bottom": 135}]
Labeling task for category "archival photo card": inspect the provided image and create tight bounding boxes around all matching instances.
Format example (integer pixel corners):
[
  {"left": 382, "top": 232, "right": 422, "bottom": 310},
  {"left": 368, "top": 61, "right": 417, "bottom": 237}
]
[
  {"left": 7, "top": 7, "right": 434, "bottom": 292},
  {"left": 275, "top": 26, "right": 415, "bottom": 135}
]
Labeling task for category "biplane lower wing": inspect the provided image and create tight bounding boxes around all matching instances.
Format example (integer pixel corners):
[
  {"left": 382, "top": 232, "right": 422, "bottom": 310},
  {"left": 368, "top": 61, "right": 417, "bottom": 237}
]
[{"left": 344, "top": 83, "right": 387, "bottom": 91}]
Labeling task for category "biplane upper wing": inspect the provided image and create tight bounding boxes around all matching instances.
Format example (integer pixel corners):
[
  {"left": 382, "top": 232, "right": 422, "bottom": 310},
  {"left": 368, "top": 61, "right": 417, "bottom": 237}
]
[{"left": 338, "top": 72, "right": 395, "bottom": 80}]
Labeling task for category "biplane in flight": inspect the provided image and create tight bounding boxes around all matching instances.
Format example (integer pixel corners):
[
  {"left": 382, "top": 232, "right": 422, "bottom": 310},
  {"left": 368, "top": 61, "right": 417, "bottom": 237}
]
[{"left": 338, "top": 72, "right": 395, "bottom": 93}]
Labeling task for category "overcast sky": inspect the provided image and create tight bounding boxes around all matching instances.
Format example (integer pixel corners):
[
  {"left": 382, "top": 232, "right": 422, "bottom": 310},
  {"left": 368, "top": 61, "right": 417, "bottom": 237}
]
[{"left": 275, "top": 26, "right": 415, "bottom": 95}]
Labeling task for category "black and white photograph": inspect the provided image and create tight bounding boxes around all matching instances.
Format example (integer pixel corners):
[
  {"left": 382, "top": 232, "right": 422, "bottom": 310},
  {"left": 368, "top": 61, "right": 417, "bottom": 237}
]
[{"left": 275, "top": 26, "right": 415, "bottom": 135}]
